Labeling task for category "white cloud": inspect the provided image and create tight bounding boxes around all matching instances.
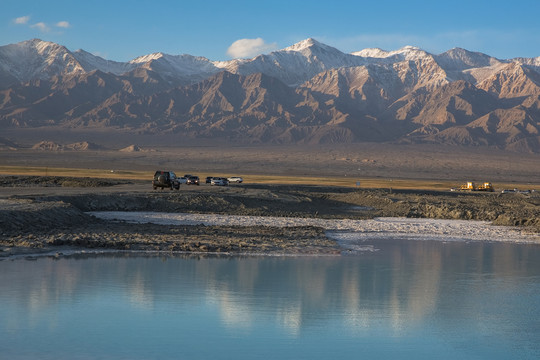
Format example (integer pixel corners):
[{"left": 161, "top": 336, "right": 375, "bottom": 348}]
[
  {"left": 13, "top": 17, "right": 70, "bottom": 34},
  {"left": 30, "top": 22, "right": 50, "bottom": 33},
  {"left": 56, "top": 21, "right": 71, "bottom": 28},
  {"left": 14, "top": 16, "right": 30, "bottom": 25},
  {"left": 227, "top": 38, "right": 278, "bottom": 59}
]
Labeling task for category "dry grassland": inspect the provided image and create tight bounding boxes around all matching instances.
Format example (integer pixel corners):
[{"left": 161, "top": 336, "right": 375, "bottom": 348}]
[
  {"left": 1, "top": 165, "right": 539, "bottom": 192},
  {"left": 1, "top": 142, "right": 540, "bottom": 191}
]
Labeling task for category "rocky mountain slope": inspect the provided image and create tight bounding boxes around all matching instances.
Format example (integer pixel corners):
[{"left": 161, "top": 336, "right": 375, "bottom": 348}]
[{"left": 1, "top": 38, "right": 539, "bottom": 151}]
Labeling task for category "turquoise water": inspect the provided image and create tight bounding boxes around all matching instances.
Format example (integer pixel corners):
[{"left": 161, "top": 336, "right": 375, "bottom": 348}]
[{"left": 1, "top": 240, "right": 539, "bottom": 359}]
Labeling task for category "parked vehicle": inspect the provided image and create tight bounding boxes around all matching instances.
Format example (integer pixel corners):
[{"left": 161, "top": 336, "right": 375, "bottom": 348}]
[
  {"left": 205, "top": 176, "right": 214, "bottom": 184},
  {"left": 459, "top": 181, "right": 494, "bottom": 192},
  {"left": 178, "top": 177, "right": 188, "bottom": 184},
  {"left": 211, "top": 177, "right": 229, "bottom": 186},
  {"left": 187, "top": 176, "right": 200, "bottom": 185},
  {"left": 152, "top": 171, "right": 180, "bottom": 190},
  {"left": 227, "top": 176, "right": 243, "bottom": 183}
]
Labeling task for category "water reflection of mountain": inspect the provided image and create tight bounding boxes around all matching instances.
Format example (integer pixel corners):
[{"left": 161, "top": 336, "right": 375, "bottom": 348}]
[{"left": 2, "top": 241, "right": 539, "bottom": 335}]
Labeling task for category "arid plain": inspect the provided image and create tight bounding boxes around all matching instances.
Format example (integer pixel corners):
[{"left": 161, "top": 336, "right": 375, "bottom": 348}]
[
  {"left": 2, "top": 131, "right": 540, "bottom": 185},
  {"left": 1, "top": 141, "right": 540, "bottom": 258}
]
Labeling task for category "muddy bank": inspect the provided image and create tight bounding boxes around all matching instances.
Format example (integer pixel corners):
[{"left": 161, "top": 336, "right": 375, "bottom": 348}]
[
  {"left": 0, "top": 198, "right": 338, "bottom": 257},
  {"left": 1, "top": 176, "right": 539, "bottom": 257}
]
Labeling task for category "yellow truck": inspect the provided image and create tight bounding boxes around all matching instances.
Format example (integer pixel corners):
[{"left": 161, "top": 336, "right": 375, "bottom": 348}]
[
  {"left": 460, "top": 182, "right": 476, "bottom": 190},
  {"left": 477, "top": 182, "right": 494, "bottom": 191},
  {"left": 459, "top": 181, "right": 494, "bottom": 192}
]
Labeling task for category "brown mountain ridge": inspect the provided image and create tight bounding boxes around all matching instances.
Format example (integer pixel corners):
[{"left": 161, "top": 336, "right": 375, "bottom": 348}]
[{"left": 0, "top": 39, "right": 539, "bottom": 152}]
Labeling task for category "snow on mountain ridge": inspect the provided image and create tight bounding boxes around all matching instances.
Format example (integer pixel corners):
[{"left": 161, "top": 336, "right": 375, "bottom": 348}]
[
  {"left": 283, "top": 38, "right": 335, "bottom": 52},
  {"left": 150, "top": 54, "right": 218, "bottom": 75},
  {"left": 2, "top": 39, "right": 540, "bottom": 151},
  {"left": 211, "top": 38, "right": 369, "bottom": 86},
  {"left": 128, "top": 53, "right": 221, "bottom": 85},
  {"left": 352, "top": 48, "right": 391, "bottom": 58},
  {"left": 1, "top": 38, "right": 539, "bottom": 90},
  {"left": 73, "top": 49, "right": 135, "bottom": 75},
  {"left": 0, "top": 38, "right": 86, "bottom": 82},
  {"left": 131, "top": 52, "right": 166, "bottom": 64},
  {"left": 435, "top": 47, "right": 503, "bottom": 70},
  {"left": 352, "top": 45, "right": 428, "bottom": 61},
  {"left": 74, "top": 49, "right": 220, "bottom": 81},
  {"left": 513, "top": 56, "right": 540, "bottom": 73}
]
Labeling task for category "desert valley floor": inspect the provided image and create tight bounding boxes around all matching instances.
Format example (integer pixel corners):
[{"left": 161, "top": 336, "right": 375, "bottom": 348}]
[{"left": 1, "top": 141, "right": 539, "bottom": 258}]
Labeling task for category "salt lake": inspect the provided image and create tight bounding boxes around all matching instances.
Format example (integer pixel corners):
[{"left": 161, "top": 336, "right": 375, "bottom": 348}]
[{"left": 2, "top": 235, "right": 540, "bottom": 359}]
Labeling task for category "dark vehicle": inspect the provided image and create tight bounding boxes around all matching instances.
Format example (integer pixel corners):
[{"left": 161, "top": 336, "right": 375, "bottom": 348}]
[
  {"left": 187, "top": 175, "right": 200, "bottom": 185},
  {"left": 152, "top": 171, "right": 180, "bottom": 190},
  {"left": 205, "top": 176, "right": 214, "bottom": 184}
]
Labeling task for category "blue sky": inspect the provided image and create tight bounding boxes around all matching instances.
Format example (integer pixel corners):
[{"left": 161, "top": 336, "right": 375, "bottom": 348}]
[{"left": 2, "top": 0, "right": 539, "bottom": 61}]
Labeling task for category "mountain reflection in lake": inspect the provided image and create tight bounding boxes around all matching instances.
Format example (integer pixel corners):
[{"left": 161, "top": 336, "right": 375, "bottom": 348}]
[{"left": 1, "top": 240, "right": 539, "bottom": 359}]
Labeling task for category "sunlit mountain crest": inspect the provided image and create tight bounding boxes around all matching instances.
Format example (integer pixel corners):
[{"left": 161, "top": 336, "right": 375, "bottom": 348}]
[
  {"left": 1, "top": 38, "right": 539, "bottom": 152},
  {"left": 3, "top": 37, "right": 532, "bottom": 86}
]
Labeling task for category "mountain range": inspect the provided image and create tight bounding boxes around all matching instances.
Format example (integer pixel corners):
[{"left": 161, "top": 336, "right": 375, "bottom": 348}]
[{"left": 1, "top": 38, "right": 539, "bottom": 152}]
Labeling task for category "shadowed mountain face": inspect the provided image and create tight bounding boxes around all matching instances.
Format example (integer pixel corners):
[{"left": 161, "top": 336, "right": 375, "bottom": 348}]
[{"left": 1, "top": 39, "right": 539, "bottom": 151}]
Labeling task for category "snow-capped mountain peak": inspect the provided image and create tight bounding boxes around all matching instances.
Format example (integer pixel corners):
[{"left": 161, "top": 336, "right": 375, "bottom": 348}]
[
  {"left": 391, "top": 45, "right": 431, "bottom": 60},
  {"left": 353, "top": 45, "right": 430, "bottom": 61},
  {"left": 284, "top": 38, "right": 325, "bottom": 52},
  {"left": 130, "top": 52, "right": 166, "bottom": 64},
  {"left": 352, "top": 48, "right": 391, "bottom": 58},
  {"left": 0, "top": 38, "right": 86, "bottom": 82},
  {"left": 399, "top": 45, "right": 421, "bottom": 51},
  {"left": 1, "top": 37, "right": 539, "bottom": 91},
  {"left": 2, "top": 38, "right": 540, "bottom": 152},
  {"left": 213, "top": 38, "right": 367, "bottom": 86},
  {"left": 435, "top": 47, "right": 502, "bottom": 70}
]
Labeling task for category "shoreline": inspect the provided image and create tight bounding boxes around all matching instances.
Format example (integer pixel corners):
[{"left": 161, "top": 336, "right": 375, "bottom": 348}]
[
  {"left": 1, "top": 176, "right": 539, "bottom": 259},
  {"left": 91, "top": 212, "right": 540, "bottom": 244}
]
